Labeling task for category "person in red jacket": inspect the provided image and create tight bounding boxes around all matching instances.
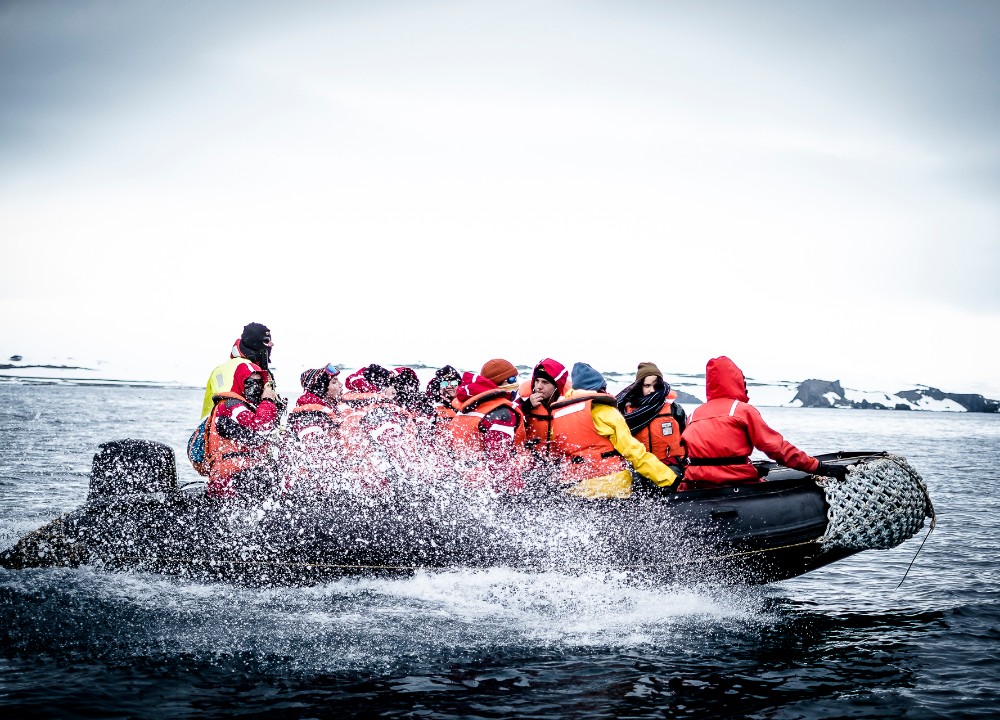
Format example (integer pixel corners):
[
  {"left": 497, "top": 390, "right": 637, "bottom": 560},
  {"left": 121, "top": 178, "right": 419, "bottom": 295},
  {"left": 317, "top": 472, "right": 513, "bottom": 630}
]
[
  {"left": 338, "top": 364, "right": 420, "bottom": 491},
  {"left": 280, "top": 364, "right": 344, "bottom": 492},
  {"left": 680, "top": 356, "right": 847, "bottom": 490},
  {"left": 287, "top": 365, "right": 344, "bottom": 438},
  {"left": 205, "top": 361, "right": 279, "bottom": 499}
]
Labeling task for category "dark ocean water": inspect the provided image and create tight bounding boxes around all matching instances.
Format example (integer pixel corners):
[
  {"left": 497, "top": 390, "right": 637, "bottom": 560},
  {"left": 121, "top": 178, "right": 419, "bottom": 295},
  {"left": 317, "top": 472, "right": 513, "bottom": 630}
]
[{"left": 1, "top": 383, "right": 998, "bottom": 719}]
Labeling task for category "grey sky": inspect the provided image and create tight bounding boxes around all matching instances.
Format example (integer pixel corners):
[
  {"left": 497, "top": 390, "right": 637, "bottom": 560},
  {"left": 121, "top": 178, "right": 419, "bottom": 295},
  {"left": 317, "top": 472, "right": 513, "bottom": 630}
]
[{"left": 1, "top": 0, "right": 998, "bottom": 394}]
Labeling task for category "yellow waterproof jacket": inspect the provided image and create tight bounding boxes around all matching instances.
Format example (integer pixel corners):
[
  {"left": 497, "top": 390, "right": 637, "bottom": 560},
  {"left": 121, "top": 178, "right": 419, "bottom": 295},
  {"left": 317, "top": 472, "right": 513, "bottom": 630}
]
[
  {"left": 561, "top": 389, "right": 678, "bottom": 499},
  {"left": 201, "top": 357, "right": 245, "bottom": 419}
]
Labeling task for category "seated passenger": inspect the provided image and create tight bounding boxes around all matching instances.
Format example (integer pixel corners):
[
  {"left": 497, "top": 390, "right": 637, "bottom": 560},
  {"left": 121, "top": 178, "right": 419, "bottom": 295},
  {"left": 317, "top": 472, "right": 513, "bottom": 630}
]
[
  {"left": 205, "top": 361, "right": 279, "bottom": 499},
  {"left": 416, "top": 364, "right": 463, "bottom": 455},
  {"left": 342, "top": 364, "right": 389, "bottom": 405},
  {"left": 680, "top": 356, "right": 848, "bottom": 490},
  {"left": 448, "top": 359, "right": 527, "bottom": 493},
  {"left": 518, "top": 358, "right": 570, "bottom": 460},
  {"left": 424, "top": 365, "right": 463, "bottom": 422},
  {"left": 392, "top": 366, "right": 430, "bottom": 415},
  {"left": 281, "top": 365, "right": 344, "bottom": 492},
  {"left": 287, "top": 365, "right": 344, "bottom": 438},
  {"left": 537, "top": 362, "right": 677, "bottom": 499},
  {"left": 338, "top": 364, "right": 419, "bottom": 490},
  {"left": 616, "top": 361, "right": 687, "bottom": 469}
]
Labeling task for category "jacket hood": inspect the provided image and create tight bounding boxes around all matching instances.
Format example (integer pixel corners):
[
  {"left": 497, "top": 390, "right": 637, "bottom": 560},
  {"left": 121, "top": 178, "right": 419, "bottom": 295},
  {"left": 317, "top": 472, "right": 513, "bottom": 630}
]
[
  {"left": 571, "top": 362, "right": 606, "bottom": 392},
  {"left": 705, "top": 356, "right": 749, "bottom": 402},
  {"left": 532, "top": 358, "right": 569, "bottom": 396},
  {"left": 393, "top": 367, "right": 420, "bottom": 394},
  {"left": 230, "top": 361, "right": 267, "bottom": 396},
  {"left": 344, "top": 368, "right": 377, "bottom": 393},
  {"left": 455, "top": 371, "right": 499, "bottom": 404},
  {"left": 362, "top": 364, "right": 394, "bottom": 390}
]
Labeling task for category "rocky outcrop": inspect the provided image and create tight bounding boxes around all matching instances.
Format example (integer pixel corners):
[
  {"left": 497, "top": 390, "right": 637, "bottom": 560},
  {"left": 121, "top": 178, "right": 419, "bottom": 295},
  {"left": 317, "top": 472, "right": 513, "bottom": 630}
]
[
  {"left": 792, "top": 379, "right": 999, "bottom": 413},
  {"left": 793, "top": 379, "right": 849, "bottom": 408},
  {"left": 895, "top": 388, "right": 999, "bottom": 413},
  {"left": 673, "top": 389, "right": 702, "bottom": 405}
]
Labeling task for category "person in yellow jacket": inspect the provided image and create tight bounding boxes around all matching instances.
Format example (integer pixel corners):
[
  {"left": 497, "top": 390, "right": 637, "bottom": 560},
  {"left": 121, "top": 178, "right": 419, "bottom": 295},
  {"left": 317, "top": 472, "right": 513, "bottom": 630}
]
[
  {"left": 549, "top": 362, "right": 678, "bottom": 499},
  {"left": 201, "top": 322, "right": 286, "bottom": 420}
]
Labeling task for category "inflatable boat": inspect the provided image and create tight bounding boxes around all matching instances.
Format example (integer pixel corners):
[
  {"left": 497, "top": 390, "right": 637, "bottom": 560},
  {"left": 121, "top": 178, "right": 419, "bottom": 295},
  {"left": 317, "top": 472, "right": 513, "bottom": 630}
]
[{"left": 0, "top": 440, "right": 935, "bottom": 585}]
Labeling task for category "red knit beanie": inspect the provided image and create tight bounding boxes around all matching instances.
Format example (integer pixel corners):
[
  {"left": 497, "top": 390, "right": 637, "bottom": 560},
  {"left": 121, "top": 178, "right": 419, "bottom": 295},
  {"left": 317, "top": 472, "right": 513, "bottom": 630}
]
[{"left": 480, "top": 358, "right": 518, "bottom": 386}]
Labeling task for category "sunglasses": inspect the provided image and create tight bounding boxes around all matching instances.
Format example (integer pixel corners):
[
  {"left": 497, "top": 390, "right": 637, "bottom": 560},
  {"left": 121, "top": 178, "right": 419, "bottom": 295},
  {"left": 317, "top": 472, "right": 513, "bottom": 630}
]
[
  {"left": 325, "top": 363, "right": 341, "bottom": 376},
  {"left": 504, "top": 375, "right": 518, "bottom": 385},
  {"left": 441, "top": 380, "right": 460, "bottom": 388}
]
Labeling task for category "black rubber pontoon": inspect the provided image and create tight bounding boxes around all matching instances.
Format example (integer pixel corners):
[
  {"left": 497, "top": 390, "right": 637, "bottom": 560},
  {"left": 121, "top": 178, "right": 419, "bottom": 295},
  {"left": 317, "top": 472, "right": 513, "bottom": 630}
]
[{"left": 0, "top": 440, "right": 933, "bottom": 585}]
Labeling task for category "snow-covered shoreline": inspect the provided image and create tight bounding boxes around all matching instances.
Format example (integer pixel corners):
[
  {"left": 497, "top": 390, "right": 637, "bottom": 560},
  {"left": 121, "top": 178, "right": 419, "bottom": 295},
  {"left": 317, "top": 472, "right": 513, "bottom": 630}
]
[{"left": 2, "top": 355, "right": 996, "bottom": 412}]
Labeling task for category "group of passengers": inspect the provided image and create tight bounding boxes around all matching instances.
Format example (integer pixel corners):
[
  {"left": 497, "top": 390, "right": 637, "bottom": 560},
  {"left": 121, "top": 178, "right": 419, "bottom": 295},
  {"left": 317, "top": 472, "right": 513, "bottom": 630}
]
[{"left": 196, "top": 322, "right": 849, "bottom": 501}]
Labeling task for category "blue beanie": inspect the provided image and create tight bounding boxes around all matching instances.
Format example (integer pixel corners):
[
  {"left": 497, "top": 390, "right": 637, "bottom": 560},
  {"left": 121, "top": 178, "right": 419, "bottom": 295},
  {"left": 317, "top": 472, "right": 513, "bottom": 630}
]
[{"left": 571, "top": 362, "right": 606, "bottom": 392}]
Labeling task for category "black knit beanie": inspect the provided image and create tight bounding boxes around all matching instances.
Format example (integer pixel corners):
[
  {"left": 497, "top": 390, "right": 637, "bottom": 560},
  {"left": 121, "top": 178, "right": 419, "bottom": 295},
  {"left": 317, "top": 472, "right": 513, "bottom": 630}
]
[{"left": 241, "top": 322, "right": 271, "bottom": 368}]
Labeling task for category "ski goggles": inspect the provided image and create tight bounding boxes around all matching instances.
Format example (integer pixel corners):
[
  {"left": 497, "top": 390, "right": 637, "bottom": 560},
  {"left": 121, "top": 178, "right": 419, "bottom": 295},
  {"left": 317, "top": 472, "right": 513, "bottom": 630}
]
[{"left": 325, "top": 363, "right": 341, "bottom": 376}]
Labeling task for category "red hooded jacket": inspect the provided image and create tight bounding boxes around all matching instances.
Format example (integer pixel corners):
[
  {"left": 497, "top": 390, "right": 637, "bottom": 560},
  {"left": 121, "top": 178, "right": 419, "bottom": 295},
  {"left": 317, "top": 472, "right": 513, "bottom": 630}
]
[{"left": 681, "top": 356, "right": 819, "bottom": 485}]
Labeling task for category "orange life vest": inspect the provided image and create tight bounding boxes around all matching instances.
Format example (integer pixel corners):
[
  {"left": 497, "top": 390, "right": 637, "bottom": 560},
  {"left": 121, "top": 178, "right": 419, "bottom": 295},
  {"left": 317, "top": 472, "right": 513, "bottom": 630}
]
[
  {"left": 519, "top": 381, "right": 558, "bottom": 453},
  {"left": 434, "top": 404, "right": 457, "bottom": 422},
  {"left": 547, "top": 394, "right": 628, "bottom": 482},
  {"left": 449, "top": 389, "right": 526, "bottom": 452},
  {"left": 336, "top": 400, "right": 417, "bottom": 491},
  {"left": 290, "top": 402, "right": 336, "bottom": 414},
  {"left": 206, "top": 394, "right": 273, "bottom": 485},
  {"left": 340, "top": 391, "right": 382, "bottom": 407},
  {"left": 625, "top": 392, "right": 685, "bottom": 464},
  {"left": 287, "top": 402, "right": 341, "bottom": 442}
]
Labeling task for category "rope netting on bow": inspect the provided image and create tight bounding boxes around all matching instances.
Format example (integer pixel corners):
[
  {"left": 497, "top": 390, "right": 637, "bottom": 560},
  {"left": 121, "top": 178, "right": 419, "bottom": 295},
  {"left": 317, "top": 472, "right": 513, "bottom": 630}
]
[{"left": 817, "top": 455, "right": 935, "bottom": 551}]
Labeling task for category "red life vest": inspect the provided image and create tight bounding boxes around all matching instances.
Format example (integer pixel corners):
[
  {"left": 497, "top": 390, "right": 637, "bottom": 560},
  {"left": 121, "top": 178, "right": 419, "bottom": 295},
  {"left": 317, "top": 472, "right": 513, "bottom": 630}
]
[{"left": 625, "top": 391, "right": 684, "bottom": 465}]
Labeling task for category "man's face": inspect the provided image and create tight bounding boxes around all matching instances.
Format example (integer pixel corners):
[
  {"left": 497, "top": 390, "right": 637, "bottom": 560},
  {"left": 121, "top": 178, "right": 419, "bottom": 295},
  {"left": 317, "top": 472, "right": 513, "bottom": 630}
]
[
  {"left": 532, "top": 377, "right": 557, "bottom": 402},
  {"left": 642, "top": 376, "right": 659, "bottom": 397}
]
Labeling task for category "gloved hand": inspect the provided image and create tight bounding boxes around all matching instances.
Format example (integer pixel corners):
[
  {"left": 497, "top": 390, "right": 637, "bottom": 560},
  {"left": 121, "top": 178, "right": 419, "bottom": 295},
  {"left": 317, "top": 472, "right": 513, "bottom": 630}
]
[{"left": 815, "top": 462, "right": 849, "bottom": 481}]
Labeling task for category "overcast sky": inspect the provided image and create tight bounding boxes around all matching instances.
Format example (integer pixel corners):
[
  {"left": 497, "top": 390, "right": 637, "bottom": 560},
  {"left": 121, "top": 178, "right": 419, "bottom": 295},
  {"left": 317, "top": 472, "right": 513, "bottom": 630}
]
[{"left": 1, "top": 0, "right": 998, "bottom": 396}]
